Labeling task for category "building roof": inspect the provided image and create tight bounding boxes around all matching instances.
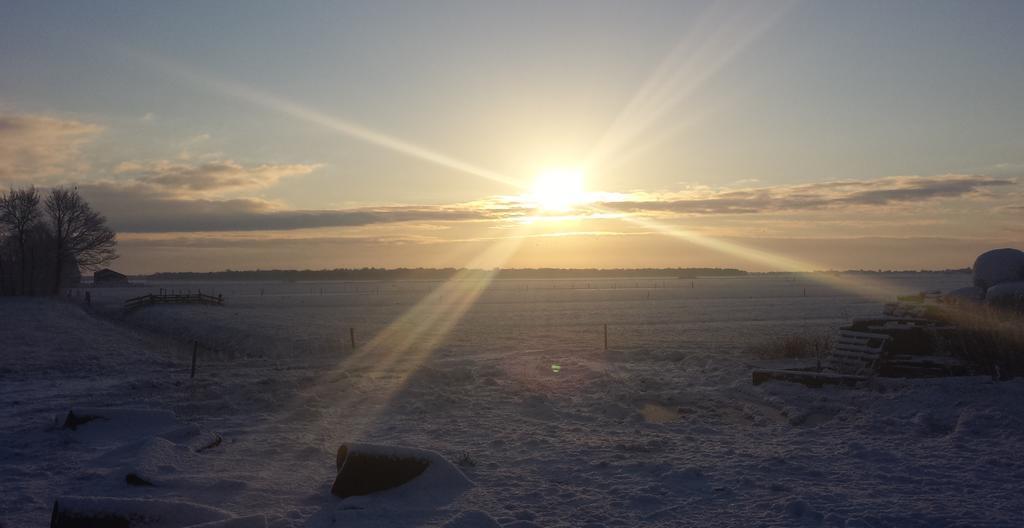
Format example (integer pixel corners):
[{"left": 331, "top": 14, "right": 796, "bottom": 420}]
[{"left": 94, "top": 268, "right": 128, "bottom": 281}]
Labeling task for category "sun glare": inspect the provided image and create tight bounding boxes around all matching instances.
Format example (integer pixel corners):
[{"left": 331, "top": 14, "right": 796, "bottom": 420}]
[{"left": 529, "top": 167, "right": 587, "bottom": 212}]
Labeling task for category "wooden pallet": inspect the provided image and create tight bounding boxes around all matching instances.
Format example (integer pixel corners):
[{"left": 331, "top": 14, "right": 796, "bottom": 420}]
[{"left": 752, "top": 330, "right": 890, "bottom": 387}]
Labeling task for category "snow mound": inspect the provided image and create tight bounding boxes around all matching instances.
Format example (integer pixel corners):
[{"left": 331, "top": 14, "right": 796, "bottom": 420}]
[
  {"left": 51, "top": 496, "right": 234, "bottom": 528},
  {"left": 181, "top": 516, "right": 268, "bottom": 528},
  {"left": 61, "top": 407, "right": 180, "bottom": 446},
  {"left": 973, "top": 248, "right": 1024, "bottom": 289},
  {"left": 442, "top": 510, "right": 501, "bottom": 528},
  {"left": 985, "top": 281, "right": 1024, "bottom": 309}
]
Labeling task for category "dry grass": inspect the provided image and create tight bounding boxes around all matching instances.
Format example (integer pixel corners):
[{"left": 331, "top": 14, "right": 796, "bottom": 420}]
[
  {"left": 747, "top": 333, "right": 833, "bottom": 360},
  {"left": 454, "top": 451, "right": 477, "bottom": 468},
  {"left": 932, "top": 304, "right": 1024, "bottom": 379}
]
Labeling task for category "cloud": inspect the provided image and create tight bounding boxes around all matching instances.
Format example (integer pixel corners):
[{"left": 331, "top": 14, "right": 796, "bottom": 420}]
[
  {"left": 114, "top": 159, "right": 320, "bottom": 194},
  {"left": 0, "top": 114, "right": 103, "bottom": 183},
  {"left": 599, "top": 174, "right": 1016, "bottom": 215},
  {"left": 77, "top": 182, "right": 498, "bottom": 233},
  {"left": 75, "top": 173, "right": 1017, "bottom": 234}
]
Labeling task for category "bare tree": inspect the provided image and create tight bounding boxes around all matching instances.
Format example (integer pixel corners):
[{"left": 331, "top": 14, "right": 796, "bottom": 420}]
[
  {"left": 45, "top": 187, "right": 118, "bottom": 294},
  {"left": 0, "top": 187, "right": 42, "bottom": 294},
  {"left": 0, "top": 198, "right": 7, "bottom": 295}
]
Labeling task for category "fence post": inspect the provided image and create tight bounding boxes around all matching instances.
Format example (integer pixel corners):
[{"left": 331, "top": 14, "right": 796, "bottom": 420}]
[
  {"left": 603, "top": 324, "right": 608, "bottom": 351},
  {"left": 191, "top": 341, "right": 198, "bottom": 379},
  {"left": 350, "top": 327, "right": 356, "bottom": 350}
]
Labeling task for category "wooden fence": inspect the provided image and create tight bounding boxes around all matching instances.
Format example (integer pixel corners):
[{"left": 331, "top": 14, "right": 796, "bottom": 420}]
[{"left": 124, "top": 293, "right": 224, "bottom": 312}]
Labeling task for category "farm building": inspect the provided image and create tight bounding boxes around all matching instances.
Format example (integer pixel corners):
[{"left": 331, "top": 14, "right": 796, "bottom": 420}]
[{"left": 93, "top": 268, "right": 129, "bottom": 285}]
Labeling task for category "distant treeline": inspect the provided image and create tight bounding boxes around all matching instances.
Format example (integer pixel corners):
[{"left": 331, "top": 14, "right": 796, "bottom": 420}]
[
  {"left": 142, "top": 266, "right": 975, "bottom": 282},
  {"left": 145, "top": 267, "right": 749, "bottom": 281},
  {"left": 759, "top": 268, "right": 972, "bottom": 275}
]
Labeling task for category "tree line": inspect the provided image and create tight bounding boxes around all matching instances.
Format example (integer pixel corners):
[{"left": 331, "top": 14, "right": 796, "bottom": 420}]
[
  {"left": 147, "top": 267, "right": 749, "bottom": 282},
  {"left": 0, "top": 186, "right": 117, "bottom": 296}
]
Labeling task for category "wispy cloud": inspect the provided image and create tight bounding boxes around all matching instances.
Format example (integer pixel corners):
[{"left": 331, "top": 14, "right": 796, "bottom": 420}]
[
  {"left": 114, "top": 159, "right": 321, "bottom": 195},
  {"left": 0, "top": 113, "right": 103, "bottom": 184},
  {"left": 75, "top": 173, "right": 1019, "bottom": 234},
  {"left": 598, "top": 174, "right": 1016, "bottom": 215},
  {"left": 77, "top": 182, "right": 503, "bottom": 233}
]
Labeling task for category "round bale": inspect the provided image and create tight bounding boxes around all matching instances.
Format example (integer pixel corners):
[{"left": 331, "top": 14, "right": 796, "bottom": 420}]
[{"left": 973, "top": 248, "right": 1024, "bottom": 290}]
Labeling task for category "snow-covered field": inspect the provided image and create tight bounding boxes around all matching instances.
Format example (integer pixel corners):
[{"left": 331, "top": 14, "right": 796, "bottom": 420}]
[{"left": 4, "top": 273, "right": 1024, "bottom": 527}]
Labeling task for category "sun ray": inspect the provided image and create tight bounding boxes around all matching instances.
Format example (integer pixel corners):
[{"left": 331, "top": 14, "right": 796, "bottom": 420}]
[
  {"left": 289, "top": 226, "right": 529, "bottom": 443},
  {"left": 617, "top": 213, "right": 901, "bottom": 299},
  {"left": 584, "top": 1, "right": 796, "bottom": 172},
  {"left": 354, "top": 231, "right": 524, "bottom": 373},
  {"left": 570, "top": 0, "right": 899, "bottom": 300},
  {"left": 131, "top": 52, "right": 526, "bottom": 191}
]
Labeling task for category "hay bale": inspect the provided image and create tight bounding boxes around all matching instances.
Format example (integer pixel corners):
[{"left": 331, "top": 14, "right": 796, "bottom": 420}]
[
  {"left": 331, "top": 444, "right": 430, "bottom": 498},
  {"left": 973, "top": 248, "right": 1024, "bottom": 290},
  {"left": 331, "top": 443, "right": 471, "bottom": 503}
]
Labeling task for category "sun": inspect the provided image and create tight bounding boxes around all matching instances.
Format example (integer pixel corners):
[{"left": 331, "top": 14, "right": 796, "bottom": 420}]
[{"left": 529, "top": 167, "right": 587, "bottom": 212}]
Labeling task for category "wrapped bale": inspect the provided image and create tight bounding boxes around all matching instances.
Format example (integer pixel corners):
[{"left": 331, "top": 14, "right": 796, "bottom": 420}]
[
  {"left": 973, "top": 248, "right": 1024, "bottom": 290},
  {"left": 986, "top": 281, "right": 1024, "bottom": 310},
  {"left": 945, "top": 286, "right": 985, "bottom": 304}
]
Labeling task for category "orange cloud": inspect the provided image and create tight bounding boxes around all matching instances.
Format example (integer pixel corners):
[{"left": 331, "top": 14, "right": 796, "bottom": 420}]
[{"left": 0, "top": 114, "right": 103, "bottom": 183}]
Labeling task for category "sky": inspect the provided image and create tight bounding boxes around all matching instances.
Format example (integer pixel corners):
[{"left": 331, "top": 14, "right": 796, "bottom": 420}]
[{"left": 2, "top": 0, "right": 1022, "bottom": 273}]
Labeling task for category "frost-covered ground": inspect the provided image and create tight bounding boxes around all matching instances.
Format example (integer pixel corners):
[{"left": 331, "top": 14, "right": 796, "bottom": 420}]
[{"left": 4, "top": 274, "right": 1024, "bottom": 527}]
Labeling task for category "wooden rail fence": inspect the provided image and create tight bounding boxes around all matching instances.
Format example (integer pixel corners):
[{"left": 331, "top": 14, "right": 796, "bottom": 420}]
[{"left": 124, "top": 293, "right": 224, "bottom": 312}]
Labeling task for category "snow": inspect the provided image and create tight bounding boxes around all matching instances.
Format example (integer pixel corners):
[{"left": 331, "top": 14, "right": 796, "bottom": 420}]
[
  {"left": 4, "top": 273, "right": 1024, "bottom": 527},
  {"left": 59, "top": 407, "right": 180, "bottom": 445},
  {"left": 972, "top": 248, "right": 1024, "bottom": 290},
  {"left": 51, "top": 496, "right": 243, "bottom": 527}
]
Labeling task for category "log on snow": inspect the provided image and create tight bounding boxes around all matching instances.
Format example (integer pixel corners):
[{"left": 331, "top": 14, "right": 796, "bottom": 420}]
[
  {"left": 331, "top": 443, "right": 431, "bottom": 499},
  {"left": 751, "top": 369, "right": 868, "bottom": 388}
]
